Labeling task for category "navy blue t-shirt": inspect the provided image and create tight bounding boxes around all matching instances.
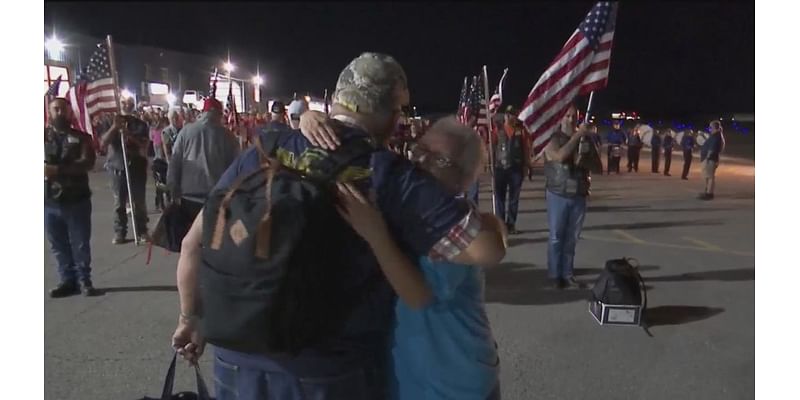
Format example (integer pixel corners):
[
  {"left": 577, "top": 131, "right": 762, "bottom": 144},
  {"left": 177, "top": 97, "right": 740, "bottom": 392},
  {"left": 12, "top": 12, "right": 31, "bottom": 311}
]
[
  {"left": 607, "top": 130, "right": 626, "bottom": 145},
  {"left": 681, "top": 135, "right": 695, "bottom": 151},
  {"left": 213, "top": 125, "right": 473, "bottom": 370},
  {"left": 701, "top": 133, "right": 724, "bottom": 162},
  {"left": 651, "top": 133, "right": 662, "bottom": 148},
  {"left": 663, "top": 135, "right": 674, "bottom": 151}
]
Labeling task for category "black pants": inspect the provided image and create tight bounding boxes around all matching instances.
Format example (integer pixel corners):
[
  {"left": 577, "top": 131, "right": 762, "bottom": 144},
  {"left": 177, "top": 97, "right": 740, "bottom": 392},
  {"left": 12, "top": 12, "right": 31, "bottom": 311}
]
[
  {"left": 627, "top": 146, "right": 641, "bottom": 172},
  {"left": 494, "top": 167, "right": 523, "bottom": 227},
  {"left": 607, "top": 146, "right": 622, "bottom": 174},
  {"left": 109, "top": 163, "right": 148, "bottom": 237},
  {"left": 651, "top": 146, "right": 661, "bottom": 173},
  {"left": 664, "top": 149, "right": 672, "bottom": 175},
  {"left": 682, "top": 149, "right": 693, "bottom": 179}
]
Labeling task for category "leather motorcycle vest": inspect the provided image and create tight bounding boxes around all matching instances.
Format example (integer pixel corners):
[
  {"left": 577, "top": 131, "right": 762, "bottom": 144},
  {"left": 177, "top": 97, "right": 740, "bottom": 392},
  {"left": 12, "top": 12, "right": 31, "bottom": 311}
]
[
  {"left": 544, "top": 132, "right": 591, "bottom": 197},
  {"left": 45, "top": 127, "right": 91, "bottom": 203},
  {"left": 495, "top": 128, "right": 524, "bottom": 169}
]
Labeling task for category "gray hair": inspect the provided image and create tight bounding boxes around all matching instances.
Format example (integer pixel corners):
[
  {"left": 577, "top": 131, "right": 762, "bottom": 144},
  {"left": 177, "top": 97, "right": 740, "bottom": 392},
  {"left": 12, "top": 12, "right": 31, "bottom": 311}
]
[
  {"left": 333, "top": 52, "right": 407, "bottom": 115},
  {"left": 168, "top": 108, "right": 180, "bottom": 122},
  {"left": 416, "top": 116, "right": 483, "bottom": 191}
]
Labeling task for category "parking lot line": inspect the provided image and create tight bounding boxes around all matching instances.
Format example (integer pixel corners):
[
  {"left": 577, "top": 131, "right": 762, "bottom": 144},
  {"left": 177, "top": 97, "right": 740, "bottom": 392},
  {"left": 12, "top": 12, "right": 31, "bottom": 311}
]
[
  {"left": 682, "top": 237, "right": 724, "bottom": 251},
  {"left": 580, "top": 233, "right": 754, "bottom": 257},
  {"left": 613, "top": 229, "right": 646, "bottom": 244}
]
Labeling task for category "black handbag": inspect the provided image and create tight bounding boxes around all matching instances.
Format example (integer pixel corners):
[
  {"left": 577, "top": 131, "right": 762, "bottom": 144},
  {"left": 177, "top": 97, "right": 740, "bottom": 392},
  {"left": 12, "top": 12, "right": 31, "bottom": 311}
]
[
  {"left": 139, "top": 351, "right": 213, "bottom": 400},
  {"left": 151, "top": 202, "right": 191, "bottom": 253}
]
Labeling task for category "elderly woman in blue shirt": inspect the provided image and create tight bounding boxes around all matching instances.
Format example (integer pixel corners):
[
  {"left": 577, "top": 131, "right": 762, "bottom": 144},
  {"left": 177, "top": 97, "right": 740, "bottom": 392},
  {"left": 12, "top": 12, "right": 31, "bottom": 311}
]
[{"left": 337, "top": 116, "right": 506, "bottom": 400}]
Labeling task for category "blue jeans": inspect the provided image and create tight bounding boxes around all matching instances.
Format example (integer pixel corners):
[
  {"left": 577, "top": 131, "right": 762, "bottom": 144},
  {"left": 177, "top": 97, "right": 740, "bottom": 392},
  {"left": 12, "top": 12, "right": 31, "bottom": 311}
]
[
  {"left": 44, "top": 198, "right": 92, "bottom": 283},
  {"left": 213, "top": 347, "right": 384, "bottom": 400},
  {"left": 545, "top": 191, "right": 586, "bottom": 280},
  {"left": 493, "top": 167, "right": 523, "bottom": 226}
]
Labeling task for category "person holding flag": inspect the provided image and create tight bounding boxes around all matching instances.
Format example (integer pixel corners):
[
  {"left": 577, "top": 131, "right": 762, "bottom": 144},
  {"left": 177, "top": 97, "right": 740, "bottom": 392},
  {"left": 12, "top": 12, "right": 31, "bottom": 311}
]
[
  {"left": 518, "top": 1, "right": 618, "bottom": 290},
  {"left": 101, "top": 96, "right": 151, "bottom": 244}
]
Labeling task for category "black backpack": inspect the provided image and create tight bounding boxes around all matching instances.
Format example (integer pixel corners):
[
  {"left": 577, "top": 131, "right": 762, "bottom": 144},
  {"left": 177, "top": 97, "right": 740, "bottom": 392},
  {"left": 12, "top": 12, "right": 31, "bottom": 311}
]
[
  {"left": 199, "top": 130, "right": 375, "bottom": 355},
  {"left": 591, "top": 258, "right": 653, "bottom": 336}
]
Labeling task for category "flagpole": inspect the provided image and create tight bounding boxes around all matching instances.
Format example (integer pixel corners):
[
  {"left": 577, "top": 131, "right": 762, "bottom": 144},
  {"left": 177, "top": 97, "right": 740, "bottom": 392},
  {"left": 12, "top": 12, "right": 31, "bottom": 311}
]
[
  {"left": 107, "top": 35, "right": 142, "bottom": 245},
  {"left": 482, "top": 65, "right": 498, "bottom": 214},
  {"left": 584, "top": 91, "right": 595, "bottom": 124}
]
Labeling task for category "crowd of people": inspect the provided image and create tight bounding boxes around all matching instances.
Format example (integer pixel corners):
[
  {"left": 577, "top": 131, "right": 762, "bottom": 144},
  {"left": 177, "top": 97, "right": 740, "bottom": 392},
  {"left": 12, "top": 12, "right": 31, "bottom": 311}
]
[
  {"left": 592, "top": 120, "right": 726, "bottom": 200},
  {"left": 44, "top": 50, "right": 728, "bottom": 399}
]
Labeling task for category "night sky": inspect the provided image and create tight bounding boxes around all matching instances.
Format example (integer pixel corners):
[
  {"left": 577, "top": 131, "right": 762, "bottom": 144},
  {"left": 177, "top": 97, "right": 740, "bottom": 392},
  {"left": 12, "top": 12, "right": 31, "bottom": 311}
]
[{"left": 45, "top": 1, "right": 754, "bottom": 117}]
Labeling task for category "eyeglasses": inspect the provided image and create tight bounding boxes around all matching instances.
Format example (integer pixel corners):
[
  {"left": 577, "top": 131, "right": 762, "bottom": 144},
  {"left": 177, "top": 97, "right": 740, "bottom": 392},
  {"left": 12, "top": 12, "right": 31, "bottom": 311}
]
[{"left": 411, "top": 144, "right": 453, "bottom": 169}]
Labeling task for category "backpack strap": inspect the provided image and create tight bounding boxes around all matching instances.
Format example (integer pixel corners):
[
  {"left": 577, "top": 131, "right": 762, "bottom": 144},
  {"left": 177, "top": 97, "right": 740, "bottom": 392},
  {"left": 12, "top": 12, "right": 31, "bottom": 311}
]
[
  {"left": 209, "top": 162, "right": 278, "bottom": 251},
  {"left": 311, "top": 137, "right": 376, "bottom": 182}
]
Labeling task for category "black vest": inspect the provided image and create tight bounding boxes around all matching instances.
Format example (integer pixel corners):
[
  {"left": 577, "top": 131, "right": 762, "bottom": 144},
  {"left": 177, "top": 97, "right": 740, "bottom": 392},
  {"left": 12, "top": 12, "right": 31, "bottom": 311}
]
[
  {"left": 495, "top": 128, "right": 525, "bottom": 169},
  {"left": 544, "top": 132, "right": 591, "bottom": 197},
  {"left": 45, "top": 127, "right": 91, "bottom": 204}
]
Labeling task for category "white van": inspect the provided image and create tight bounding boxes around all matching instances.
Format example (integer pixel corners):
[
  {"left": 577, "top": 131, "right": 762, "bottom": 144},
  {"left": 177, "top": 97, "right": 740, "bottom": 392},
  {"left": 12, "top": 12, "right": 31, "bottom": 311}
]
[{"left": 182, "top": 90, "right": 204, "bottom": 109}]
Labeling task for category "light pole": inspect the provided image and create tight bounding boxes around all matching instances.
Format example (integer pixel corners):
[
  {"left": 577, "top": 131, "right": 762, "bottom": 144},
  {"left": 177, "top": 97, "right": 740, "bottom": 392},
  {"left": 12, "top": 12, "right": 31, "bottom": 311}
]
[
  {"left": 45, "top": 34, "right": 65, "bottom": 60},
  {"left": 252, "top": 75, "right": 264, "bottom": 104},
  {"left": 223, "top": 59, "right": 236, "bottom": 111}
]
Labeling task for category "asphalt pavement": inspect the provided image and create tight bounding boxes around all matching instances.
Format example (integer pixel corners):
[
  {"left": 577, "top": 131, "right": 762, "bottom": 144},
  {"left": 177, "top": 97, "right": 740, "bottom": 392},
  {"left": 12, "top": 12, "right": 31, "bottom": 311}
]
[{"left": 44, "top": 153, "right": 754, "bottom": 400}]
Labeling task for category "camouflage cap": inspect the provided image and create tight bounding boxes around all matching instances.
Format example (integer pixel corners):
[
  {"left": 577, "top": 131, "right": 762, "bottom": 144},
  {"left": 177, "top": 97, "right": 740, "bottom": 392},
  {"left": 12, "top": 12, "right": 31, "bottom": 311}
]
[{"left": 333, "top": 52, "right": 408, "bottom": 114}]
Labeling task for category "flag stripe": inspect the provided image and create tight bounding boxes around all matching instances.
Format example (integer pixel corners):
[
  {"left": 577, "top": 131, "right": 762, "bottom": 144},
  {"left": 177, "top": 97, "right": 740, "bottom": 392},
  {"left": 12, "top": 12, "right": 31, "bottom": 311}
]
[
  {"left": 528, "top": 73, "right": 588, "bottom": 137},
  {"left": 520, "top": 55, "right": 595, "bottom": 129},
  {"left": 519, "top": 2, "right": 618, "bottom": 151},
  {"left": 87, "top": 101, "right": 118, "bottom": 113},
  {"left": 64, "top": 41, "right": 118, "bottom": 137},
  {"left": 529, "top": 31, "right": 586, "bottom": 93},
  {"left": 525, "top": 39, "right": 612, "bottom": 106},
  {"left": 86, "top": 95, "right": 117, "bottom": 108},
  {"left": 86, "top": 78, "right": 114, "bottom": 91}
]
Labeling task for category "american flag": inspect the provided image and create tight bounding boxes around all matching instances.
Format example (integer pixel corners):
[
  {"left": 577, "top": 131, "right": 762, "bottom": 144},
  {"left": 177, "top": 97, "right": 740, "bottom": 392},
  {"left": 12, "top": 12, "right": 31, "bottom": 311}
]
[
  {"left": 488, "top": 68, "right": 509, "bottom": 116},
  {"left": 66, "top": 41, "right": 118, "bottom": 136},
  {"left": 210, "top": 69, "right": 219, "bottom": 99},
  {"left": 45, "top": 76, "right": 63, "bottom": 99},
  {"left": 457, "top": 77, "right": 469, "bottom": 123},
  {"left": 519, "top": 1, "right": 618, "bottom": 154},
  {"left": 44, "top": 76, "right": 64, "bottom": 124},
  {"left": 474, "top": 74, "right": 488, "bottom": 128},
  {"left": 226, "top": 78, "right": 239, "bottom": 127}
]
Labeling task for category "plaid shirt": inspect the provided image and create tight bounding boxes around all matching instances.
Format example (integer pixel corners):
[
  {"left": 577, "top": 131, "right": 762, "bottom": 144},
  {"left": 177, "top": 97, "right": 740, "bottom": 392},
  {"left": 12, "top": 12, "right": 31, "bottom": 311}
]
[{"left": 429, "top": 201, "right": 482, "bottom": 261}]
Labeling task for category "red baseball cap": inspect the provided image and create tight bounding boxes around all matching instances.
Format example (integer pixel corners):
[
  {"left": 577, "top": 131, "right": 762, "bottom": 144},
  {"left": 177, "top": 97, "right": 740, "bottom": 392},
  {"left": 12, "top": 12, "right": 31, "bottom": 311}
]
[{"left": 202, "top": 98, "right": 223, "bottom": 112}]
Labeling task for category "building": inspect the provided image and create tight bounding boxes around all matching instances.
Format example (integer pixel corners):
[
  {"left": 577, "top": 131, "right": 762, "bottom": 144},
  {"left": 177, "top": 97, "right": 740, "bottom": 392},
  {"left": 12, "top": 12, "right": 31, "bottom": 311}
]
[{"left": 44, "top": 30, "right": 259, "bottom": 111}]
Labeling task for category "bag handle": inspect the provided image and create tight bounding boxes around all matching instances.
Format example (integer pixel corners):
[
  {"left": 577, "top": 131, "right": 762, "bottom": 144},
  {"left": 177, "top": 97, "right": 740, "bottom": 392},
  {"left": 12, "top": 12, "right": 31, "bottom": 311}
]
[
  {"left": 158, "top": 352, "right": 177, "bottom": 400},
  {"left": 625, "top": 257, "right": 654, "bottom": 338},
  {"left": 160, "top": 351, "right": 212, "bottom": 400}
]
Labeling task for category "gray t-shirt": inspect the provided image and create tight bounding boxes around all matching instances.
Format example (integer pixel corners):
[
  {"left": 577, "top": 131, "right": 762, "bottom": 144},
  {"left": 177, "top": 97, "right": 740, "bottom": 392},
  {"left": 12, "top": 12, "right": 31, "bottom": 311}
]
[
  {"left": 167, "top": 113, "right": 240, "bottom": 203},
  {"left": 105, "top": 115, "right": 149, "bottom": 171}
]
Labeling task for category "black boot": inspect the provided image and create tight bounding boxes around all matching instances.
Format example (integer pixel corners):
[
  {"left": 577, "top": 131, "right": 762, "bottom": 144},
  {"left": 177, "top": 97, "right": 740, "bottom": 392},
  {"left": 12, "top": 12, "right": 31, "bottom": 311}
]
[
  {"left": 49, "top": 281, "right": 80, "bottom": 298},
  {"left": 562, "top": 277, "right": 587, "bottom": 290},
  {"left": 507, "top": 223, "right": 520, "bottom": 235},
  {"left": 112, "top": 233, "right": 127, "bottom": 245},
  {"left": 80, "top": 280, "right": 100, "bottom": 297}
]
